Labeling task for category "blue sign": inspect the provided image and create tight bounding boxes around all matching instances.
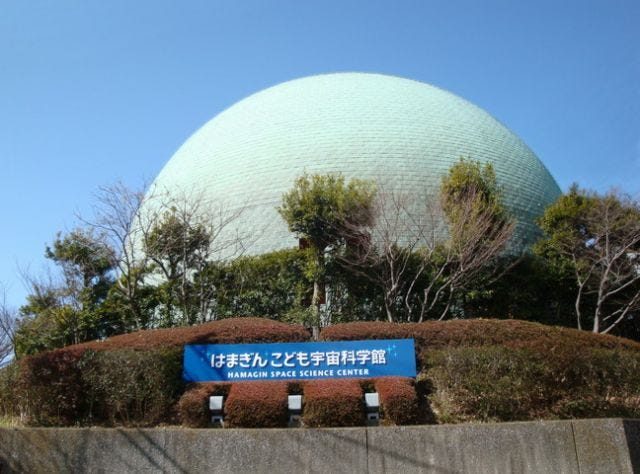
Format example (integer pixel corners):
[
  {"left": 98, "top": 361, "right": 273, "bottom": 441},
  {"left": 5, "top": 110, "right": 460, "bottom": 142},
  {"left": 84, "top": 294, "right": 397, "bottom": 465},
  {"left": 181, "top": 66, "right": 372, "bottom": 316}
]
[{"left": 183, "top": 339, "right": 416, "bottom": 382}]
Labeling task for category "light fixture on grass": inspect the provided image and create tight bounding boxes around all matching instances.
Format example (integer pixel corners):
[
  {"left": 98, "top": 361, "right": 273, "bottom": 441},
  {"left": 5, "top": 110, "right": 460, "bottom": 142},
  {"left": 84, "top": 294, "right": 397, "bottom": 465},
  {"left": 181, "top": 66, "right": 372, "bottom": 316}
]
[
  {"left": 209, "top": 395, "right": 224, "bottom": 427},
  {"left": 365, "top": 392, "right": 380, "bottom": 424},
  {"left": 288, "top": 395, "right": 303, "bottom": 427}
]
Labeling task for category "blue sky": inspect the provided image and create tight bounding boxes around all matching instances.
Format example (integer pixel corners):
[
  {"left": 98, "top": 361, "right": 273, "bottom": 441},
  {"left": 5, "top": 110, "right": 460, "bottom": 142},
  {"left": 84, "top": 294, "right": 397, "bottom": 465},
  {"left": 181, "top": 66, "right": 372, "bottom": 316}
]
[{"left": 1, "top": 1, "right": 639, "bottom": 308}]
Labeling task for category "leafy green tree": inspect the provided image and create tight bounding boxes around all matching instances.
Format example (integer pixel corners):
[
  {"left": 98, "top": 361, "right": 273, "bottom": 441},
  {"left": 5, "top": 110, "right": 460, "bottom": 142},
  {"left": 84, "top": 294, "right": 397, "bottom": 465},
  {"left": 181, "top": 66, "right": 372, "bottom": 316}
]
[
  {"left": 535, "top": 185, "right": 640, "bottom": 333},
  {"left": 15, "top": 229, "right": 116, "bottom": 355},
  {"left": 45, "top": 229, "right": 114, "bottom": 301},
  {"left": 278, "top": 174, "right": 376, "bottom": 323},
  {"left": 143, "top": 209, "right": 211, "bottom": 326},
  {"left": 441, "top": 159, "right": 510, "bottom": 247}
]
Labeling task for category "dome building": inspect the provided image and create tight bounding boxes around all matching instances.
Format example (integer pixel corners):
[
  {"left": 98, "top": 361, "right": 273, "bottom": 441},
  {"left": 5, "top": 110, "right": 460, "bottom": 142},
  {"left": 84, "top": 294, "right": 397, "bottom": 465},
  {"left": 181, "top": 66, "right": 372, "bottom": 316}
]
[{"left": 147, "top": 73, "right": 560, "bottom": 255}]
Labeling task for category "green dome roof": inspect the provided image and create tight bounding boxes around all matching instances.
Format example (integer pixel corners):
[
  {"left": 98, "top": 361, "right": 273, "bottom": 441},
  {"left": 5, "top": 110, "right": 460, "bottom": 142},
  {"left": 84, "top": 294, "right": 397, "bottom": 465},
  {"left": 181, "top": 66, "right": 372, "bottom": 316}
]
[{"left": 149, "top": 73, "right": 560, "bottom": 254}]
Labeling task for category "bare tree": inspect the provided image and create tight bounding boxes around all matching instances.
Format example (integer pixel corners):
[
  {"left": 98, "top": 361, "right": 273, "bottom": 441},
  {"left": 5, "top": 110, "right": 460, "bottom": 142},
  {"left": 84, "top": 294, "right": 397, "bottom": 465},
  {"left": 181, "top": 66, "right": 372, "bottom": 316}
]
[
  {"left": 408, "top": 184, "right": 514, "bottom": 322},
  {"left": 343, "top": 182, "right": 513, "bottom": 322},
  {"left": 580, "top": 193, "right": 640, "bottom": 334},
  {"left": 341, "top": 161, "right": 514, "bottom": 323},
  {"left": 0, "top": 285, "right": 18, "bottom": 366},
  {"left": 340, "top": 187, "right": 432, "bottom": 322},
  {"left": 79, "top": 181, "right": 151, "bottom": 329},
  {"left": 539, "top": 189, "right": 640, "bottom": 333}
]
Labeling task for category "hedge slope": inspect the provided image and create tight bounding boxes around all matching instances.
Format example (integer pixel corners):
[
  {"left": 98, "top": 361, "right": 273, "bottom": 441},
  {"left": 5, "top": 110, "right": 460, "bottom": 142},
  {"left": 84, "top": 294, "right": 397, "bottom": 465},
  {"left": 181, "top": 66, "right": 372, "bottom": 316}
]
[
  {"left": 6, "top": 317, "right": 640, "bottom": 427},
  {"left": 321, "top": 319, "right": 640, "bottom": 423},
  {"left": 320, "top": 319, "right": 640, "bottom": 351},
  {"left": 13, "top": 318, "right": 308, "bottom": 426},
  {"left": 73, "top": 317, "right": 310, "bottom": 351}
]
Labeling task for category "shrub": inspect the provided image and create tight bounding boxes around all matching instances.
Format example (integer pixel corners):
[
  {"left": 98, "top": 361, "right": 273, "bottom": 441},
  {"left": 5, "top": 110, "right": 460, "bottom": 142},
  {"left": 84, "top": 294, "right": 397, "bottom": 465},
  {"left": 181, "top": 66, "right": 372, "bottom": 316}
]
[
  {"left": 17, "top": 347, "right": 183, "bottom": 426},
  {"left": 374, "top": 377, "right": 421, "bottom": 425},
  {"left": 17, "top": 347, "right": 87, "bottom": 426},
  {"left": 427, "top": 347, "right": 550, "bottom": 423},
  {"left": 426, "top": 346, "right": 640, "bottom": 423},
  {"left": 13, "top": 318, "right": 309, "bottom": 427},
  {"left": 224, "top": 381, "right": 289, "bottom": 428},
  {"left": 177, "top": 382, "right": 231, "bottom": 428},
  {"left": 302, "top": 379, "right": 364, "bottom": 427},
  {"left": 0, "top": 362, "right": 21, "bottom": 419},
  {"left": 551, "top": 349, "right": 640, "bottom": 418},
  {"left": 81, "top": 348, "right": 183, "bottom": 426}
]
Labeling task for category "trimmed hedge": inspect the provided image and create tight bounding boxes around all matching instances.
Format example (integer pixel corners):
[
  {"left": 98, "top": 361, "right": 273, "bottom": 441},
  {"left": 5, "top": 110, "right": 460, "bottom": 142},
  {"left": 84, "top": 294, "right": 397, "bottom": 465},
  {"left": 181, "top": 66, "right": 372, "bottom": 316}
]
[
  {"left": 81, "top": 348, "right": 183, "bottom": 426},
  {"left": 17, "top": 347, "right": 87, "bottom": 426},
  {"left": 320, "top": 321, "right": 413, "bottom": 342},
  {"left": 320, "top": 319, "right": 640, "bottom": 351},
  {"left": 302, "top": 379, "right": 365, "bottom": 427},
  {"left": 12, "top": 317, "right": 640, "bottom": 428},
  {"left": 426, "top": 346, "right": 640, "bottom": 423},
  {"left": 175, "top": 378, "right": 421, "bottom": 428},
  {"left": 15, "top": 317, "right": 310, "bottom": 426},
  {"left": 225, "top": 381, "right": 289, "bottom": 428},
  {"left": 320, "top": 319, "right": 640, "bottom": 367},
  {"left": 0, "top": 362, "right": 22, "bottom": 420},
  {"left": 374, "top": 377, "right": 421, "bottom": 425},
  {"left": 321, "top": 319, "right": 640, "bottom": 424},
  {"left": 17, "top": 347, "right": 182, "bottom": 426},
  {"left": 73, "top": 317, "right": 310, "bottom": 351}
]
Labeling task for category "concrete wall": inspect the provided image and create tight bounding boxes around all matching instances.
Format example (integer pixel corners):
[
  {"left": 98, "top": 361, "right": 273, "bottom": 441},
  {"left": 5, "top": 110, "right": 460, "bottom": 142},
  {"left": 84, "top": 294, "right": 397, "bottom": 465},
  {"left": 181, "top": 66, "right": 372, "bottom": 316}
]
[{"left": 0, "top": 419, "right": 638, "bottom": 473}]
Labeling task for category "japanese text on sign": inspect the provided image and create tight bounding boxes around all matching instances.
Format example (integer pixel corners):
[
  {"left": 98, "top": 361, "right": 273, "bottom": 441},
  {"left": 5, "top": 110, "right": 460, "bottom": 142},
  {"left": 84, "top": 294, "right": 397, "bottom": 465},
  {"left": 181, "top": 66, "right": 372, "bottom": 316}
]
[{"left": 183, "top": 339, "right": 416, "bottom": 382}]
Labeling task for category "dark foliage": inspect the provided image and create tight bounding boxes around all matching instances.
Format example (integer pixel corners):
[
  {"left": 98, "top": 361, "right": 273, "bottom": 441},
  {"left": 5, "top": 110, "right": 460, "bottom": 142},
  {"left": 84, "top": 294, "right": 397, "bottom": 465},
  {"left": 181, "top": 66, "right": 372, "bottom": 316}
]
[
  {"left": 464, "top": 255, "right": 577, "bottom": 328},
  {"left": 210, "top": 249, "right": 312, "bottom": 319}
]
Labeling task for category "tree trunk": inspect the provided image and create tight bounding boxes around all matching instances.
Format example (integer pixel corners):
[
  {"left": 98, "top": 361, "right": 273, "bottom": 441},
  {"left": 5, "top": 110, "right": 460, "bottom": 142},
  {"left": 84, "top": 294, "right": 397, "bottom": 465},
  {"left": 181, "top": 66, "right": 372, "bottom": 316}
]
[
  {"left": 384, "top": 298, "right": 394, "bottom": 323},
  {"left": 311, "top": 247, "right": 326, "bottom": 322}
]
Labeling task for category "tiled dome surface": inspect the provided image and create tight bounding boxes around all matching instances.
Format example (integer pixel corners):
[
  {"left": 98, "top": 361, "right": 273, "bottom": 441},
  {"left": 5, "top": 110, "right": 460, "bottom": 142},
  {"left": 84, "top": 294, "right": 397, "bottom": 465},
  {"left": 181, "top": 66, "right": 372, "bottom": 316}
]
[{"left": 149, "top": 73, "right": 561, "bottom": 254}]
